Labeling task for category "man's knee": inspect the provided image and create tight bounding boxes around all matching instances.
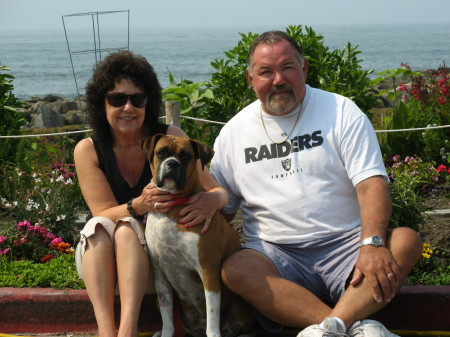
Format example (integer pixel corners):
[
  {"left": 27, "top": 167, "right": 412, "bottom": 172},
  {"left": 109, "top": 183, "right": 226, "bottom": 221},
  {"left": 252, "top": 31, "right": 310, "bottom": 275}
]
[
  {"left": 388, "top": 227, "right": 423, "bottom": 265},
  {"left": 222, "top": 251, "right": 244, "bottom": 290}
]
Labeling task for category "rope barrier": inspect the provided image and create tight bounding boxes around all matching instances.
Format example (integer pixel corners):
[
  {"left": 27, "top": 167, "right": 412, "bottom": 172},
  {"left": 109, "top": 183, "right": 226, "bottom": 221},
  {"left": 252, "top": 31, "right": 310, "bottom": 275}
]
[
  {"left": 0, "top": 118, "right": 448, "bottom": 139},
  {"left": 374, "top": 124, "right": 450, "bottom": 133}
]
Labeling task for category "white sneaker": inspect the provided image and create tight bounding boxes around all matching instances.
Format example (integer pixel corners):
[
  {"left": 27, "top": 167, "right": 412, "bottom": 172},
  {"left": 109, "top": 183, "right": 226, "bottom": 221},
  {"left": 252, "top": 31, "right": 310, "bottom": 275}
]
[
  {"left": 297, "top": 317, "right": 348, "bottom": 337},
  {"left": 347, "top": 319, "right": 399, "bottom": 337}
]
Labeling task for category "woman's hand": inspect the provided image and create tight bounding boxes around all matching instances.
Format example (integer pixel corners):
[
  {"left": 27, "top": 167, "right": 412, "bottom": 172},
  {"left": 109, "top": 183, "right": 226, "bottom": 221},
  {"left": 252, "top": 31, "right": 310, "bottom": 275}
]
[
  {"left": 137, "top": 183, "right": 176, "bottom": 214},
  {"left": 177, "top": 190, "right": 223, "bottom": 235}
]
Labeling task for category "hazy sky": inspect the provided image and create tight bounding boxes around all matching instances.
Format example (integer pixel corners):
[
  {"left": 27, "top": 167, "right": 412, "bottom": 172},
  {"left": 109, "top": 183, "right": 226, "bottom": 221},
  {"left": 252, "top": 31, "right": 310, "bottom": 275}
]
[{"left": 1, "top": 0, "right": 449, "bottom": 32}]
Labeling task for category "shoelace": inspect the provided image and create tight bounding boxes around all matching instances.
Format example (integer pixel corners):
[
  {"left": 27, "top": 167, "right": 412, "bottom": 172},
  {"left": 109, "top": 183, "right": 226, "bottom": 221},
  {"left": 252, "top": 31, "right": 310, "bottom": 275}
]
[
  {"left": 348, "top": 326, "right": 390, "bottom": 337},
  {"left": 320, "top": 328, "right": 349, "bottom": 337}
]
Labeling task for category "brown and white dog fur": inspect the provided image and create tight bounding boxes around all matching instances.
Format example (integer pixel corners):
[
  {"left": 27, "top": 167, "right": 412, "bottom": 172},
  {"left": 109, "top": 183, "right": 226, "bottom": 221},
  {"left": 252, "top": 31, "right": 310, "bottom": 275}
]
[{"left": 140, "top": 134, "right": 254, "bottom": 337}]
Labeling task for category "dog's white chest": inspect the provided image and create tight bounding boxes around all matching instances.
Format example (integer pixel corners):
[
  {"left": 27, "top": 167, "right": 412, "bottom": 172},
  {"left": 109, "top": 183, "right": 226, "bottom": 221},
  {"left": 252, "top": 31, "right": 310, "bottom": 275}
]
[{"left": 146, "top": 212, "right": 200, "bottom": 268}]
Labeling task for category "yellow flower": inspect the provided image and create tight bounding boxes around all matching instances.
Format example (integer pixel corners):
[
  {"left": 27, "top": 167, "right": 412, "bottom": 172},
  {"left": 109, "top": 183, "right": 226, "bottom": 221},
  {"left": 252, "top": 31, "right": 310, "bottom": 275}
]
[{"left": 421, "top": 243, "right": 433, "bottom": 259}]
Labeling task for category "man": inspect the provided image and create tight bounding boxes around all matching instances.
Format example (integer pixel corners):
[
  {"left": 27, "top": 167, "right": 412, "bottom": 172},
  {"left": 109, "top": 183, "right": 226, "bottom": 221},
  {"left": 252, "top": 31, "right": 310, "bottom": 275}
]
[{"left": 210, "top": 30, "right": 422, "bottom": 337}]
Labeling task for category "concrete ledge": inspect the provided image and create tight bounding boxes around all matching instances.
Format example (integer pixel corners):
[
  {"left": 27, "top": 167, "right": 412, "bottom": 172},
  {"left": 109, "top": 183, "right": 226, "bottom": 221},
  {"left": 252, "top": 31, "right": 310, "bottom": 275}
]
[{"left": 0, "top": 286, "right": 449, "bottom": 334}]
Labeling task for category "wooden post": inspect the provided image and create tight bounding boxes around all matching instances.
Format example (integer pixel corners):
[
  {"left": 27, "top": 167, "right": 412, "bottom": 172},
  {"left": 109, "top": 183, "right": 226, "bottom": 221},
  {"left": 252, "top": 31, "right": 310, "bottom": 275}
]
[{"left": 165, "top": 101, "right": 181, "bottom": 127}]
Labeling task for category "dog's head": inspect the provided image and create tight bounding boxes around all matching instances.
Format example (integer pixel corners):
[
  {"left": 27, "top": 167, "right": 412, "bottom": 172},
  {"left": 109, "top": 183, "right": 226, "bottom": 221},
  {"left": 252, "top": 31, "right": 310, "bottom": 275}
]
[{"left": 140, "top": 134, "right": 214, "bottom": 194}]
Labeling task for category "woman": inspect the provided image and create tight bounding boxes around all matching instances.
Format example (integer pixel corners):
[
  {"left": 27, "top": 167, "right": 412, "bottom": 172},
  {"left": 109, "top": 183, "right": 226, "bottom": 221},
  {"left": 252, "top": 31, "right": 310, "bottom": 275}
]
[{"left": 74, "top": 50, "right": 227, "bottom": 337}]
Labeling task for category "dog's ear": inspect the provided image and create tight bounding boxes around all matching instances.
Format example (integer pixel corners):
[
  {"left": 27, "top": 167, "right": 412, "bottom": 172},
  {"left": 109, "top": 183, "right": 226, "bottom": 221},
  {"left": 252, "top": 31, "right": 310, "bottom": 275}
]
[
  {"left": 189, "top": 139, "right": 214, "bottom": 170},
  {"left": 140, "top": 134, "right": 165, "bottom": 161}
]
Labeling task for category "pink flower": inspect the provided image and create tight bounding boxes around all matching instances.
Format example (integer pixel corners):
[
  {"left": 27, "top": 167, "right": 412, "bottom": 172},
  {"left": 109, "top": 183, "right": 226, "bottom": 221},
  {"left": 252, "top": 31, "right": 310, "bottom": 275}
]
[
  {"left": 399, "top": 84, "right": 408, "bottom": 91},
  {"left": 0, "top": 236, "right": 6, "bottom": 244},
  {"left": 50, "top": 237, "right": 63, "bottom": 245},
  {"left": 0, "top": 248, "right": 11, "bottom": 255},
  {"left": 17, "top": 221, "right": 31, "bottom": 231},
  {"left": 401, "top": 63, "right": 411, "bottom": 70}
]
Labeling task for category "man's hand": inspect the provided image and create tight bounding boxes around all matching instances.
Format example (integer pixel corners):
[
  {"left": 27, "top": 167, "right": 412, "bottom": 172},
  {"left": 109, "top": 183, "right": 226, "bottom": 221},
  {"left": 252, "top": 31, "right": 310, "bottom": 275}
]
[{"left": 350, "top": 245, "right": 400, "bottom": 303}]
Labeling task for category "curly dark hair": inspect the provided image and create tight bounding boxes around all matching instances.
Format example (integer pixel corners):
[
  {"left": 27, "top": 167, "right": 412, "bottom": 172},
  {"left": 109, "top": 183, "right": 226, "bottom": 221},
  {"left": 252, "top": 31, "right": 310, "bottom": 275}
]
[{"left": 85, "top": 50, "right": 162, "bottom": 144}]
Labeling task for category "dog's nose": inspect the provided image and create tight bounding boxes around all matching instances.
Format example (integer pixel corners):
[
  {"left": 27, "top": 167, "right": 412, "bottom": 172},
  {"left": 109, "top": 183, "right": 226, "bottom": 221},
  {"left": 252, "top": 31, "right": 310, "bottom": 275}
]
[{"left": 166, "top": 158, "right": 180, "bottom": 167}]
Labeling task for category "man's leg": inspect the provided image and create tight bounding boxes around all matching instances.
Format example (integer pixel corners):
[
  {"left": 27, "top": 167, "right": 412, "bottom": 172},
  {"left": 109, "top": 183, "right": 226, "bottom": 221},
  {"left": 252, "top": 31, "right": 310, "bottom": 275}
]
[
  {"left": 222, "top": 226, "right": 422, "bottom": 331},
  {"left": 330, "top": 227, "right": 422, "bottom": 329},
  {"left": 221, "top": 248, "right": 332, "bottom": 328}
]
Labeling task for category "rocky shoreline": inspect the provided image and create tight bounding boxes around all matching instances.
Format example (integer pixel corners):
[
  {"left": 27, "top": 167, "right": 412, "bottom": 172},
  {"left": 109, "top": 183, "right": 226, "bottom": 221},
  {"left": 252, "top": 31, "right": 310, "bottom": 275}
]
[{"left": 20, "top": 94, "right": 88, "bottom": 129}]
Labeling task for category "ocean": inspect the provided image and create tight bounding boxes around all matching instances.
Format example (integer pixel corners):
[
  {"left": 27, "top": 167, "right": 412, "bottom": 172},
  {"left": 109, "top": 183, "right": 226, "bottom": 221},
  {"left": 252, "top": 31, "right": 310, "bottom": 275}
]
[{"left": 1, "top": 23, "right": 449, "bottom": 100}]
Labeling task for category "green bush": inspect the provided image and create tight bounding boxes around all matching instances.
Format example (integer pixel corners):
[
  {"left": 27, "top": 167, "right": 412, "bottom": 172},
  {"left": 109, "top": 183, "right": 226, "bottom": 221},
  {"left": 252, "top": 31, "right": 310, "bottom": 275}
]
[
  {"left": 386, "top": 155, "right": 449, "bottom": 231},
  {"left": 0, "top": 64, "right": 26, "bottom": 135},
  {"left": 0, "top": 64, "right": 32, "bottom": 176},
  {"left": 373, "top": 64, "right": 450, "bottom": 163},
  {"left": 162, "top": 73, "right": 215, "bottom": 143},
  {"left": 408, "top": 244, "right": 449, "bottom": 285},
  {"left": 0, "top": 254, "right": 84, "bottom": 289},
  {"left": 0, "top": 163, "right": 85, "bottom": 243}
]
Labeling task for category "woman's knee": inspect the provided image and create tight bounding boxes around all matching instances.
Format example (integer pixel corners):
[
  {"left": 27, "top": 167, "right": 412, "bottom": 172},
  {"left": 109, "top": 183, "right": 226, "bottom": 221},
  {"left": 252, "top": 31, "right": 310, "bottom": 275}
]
[{"left": 114, "top": 220, "right": 139, "bottom": 244}]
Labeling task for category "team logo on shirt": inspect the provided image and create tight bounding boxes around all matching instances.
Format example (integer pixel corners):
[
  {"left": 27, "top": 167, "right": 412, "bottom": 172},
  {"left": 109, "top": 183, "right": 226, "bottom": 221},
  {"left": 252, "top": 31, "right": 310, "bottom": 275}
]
[
  {"left": 242, "top": 130, "right": 324, "bottom": 179},
  {"left": 244, "top": 130, "right": 323, "bottom": 164},
  {"left": 281, "top": 158, "right": 291, "bottom": 171}
]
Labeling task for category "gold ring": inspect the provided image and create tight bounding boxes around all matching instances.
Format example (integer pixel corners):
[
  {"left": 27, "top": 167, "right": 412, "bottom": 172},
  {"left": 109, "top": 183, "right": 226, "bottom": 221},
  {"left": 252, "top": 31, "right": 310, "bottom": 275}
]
[
  {"left": 154, "top": 202, "right": 159, "bottom": 210},
  {"left": 387, "top": 272, "right": 394, "bottom": 277},
  {"left": 205, "top": 218, "right": 211, "bottom": 222}
]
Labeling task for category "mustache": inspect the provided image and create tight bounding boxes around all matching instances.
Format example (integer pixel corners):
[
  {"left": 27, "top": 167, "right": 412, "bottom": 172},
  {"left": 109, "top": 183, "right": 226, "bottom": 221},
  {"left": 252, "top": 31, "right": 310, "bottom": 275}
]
[{"left": 269, "top": 84, "right": 294, "bottom": 95}]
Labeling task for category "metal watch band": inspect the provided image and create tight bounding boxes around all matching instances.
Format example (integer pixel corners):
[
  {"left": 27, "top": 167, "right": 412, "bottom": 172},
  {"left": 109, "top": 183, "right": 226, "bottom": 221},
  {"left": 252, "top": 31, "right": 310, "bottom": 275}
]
[{"left": 360, "top": 235, "right": 385, "bottom": 247}]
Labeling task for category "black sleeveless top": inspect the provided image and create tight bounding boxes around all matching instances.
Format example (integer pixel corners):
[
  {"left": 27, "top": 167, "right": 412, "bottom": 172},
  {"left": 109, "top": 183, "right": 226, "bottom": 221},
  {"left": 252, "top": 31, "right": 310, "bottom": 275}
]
[{"left": 91, "top": 124, "right": 169, "bottom": 205}]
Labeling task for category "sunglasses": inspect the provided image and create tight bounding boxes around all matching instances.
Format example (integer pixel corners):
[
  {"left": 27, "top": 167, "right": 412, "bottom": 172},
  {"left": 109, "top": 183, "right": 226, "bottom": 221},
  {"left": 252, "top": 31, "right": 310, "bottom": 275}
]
[{"left": 106, "top": 93, "right": 148, "bottom": 108}]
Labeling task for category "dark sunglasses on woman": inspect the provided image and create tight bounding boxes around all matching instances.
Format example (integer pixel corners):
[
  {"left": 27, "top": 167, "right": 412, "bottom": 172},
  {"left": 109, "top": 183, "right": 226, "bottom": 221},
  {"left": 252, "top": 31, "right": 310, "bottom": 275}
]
[{"left": 106, "top": 93, "right": 148, "bottom": 108}]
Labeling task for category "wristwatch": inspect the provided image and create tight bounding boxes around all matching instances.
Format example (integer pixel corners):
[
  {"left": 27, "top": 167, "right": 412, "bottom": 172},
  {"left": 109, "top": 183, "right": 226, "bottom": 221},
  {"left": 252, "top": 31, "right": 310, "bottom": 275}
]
[
  {"left": 127, "top": 198, "right": 139, "bottom": 218},
  {"left": 360, "top": 236, "right": 385, "bottom": 247}
]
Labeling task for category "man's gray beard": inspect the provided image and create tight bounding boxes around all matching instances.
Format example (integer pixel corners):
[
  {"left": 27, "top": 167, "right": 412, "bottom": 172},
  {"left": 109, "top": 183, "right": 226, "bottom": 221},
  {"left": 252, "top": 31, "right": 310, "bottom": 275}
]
[{"left": 266, "top": 91, "right": 297, "bottom": 114}]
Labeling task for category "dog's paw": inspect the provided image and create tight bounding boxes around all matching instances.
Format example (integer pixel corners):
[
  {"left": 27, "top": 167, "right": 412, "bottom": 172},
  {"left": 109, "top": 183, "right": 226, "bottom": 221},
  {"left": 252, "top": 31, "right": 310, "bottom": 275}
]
[{"left": 152, "top": 331, "right": 162, "bottom": 337}]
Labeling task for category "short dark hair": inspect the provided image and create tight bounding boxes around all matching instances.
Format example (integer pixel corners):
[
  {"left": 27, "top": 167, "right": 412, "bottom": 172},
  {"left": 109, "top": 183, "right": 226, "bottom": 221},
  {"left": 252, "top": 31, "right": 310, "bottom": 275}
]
[
  {"left": 85, "top": 50, "right": 162, "bottom": 144},
  {"left": 247, "top": 30, "right": 305, "bottom": 73}
]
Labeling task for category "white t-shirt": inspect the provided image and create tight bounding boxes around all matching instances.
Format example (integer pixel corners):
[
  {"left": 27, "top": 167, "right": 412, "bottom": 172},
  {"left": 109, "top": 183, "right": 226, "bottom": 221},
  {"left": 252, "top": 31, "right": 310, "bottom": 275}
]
[{"left": 210, "top": 85, "right": 388, "bottom": 244}]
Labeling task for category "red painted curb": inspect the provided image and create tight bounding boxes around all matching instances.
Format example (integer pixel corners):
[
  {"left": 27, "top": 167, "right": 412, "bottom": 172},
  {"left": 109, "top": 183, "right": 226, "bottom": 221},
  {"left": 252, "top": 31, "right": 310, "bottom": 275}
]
[
  {"left": 0, "top": 288, "right": 161, "bottom": 334},
  {"left": 370, "top": 285, "right": 450, "bottom": 331},
  {"left": 0, "top": 286, "right": 449, "bottom": 334}
]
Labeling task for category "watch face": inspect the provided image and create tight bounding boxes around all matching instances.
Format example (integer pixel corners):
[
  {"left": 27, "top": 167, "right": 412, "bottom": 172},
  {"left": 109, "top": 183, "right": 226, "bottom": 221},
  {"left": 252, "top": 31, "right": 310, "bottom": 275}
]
[{"left": 373, "top": 236, "right": 383, "bottom": 246}]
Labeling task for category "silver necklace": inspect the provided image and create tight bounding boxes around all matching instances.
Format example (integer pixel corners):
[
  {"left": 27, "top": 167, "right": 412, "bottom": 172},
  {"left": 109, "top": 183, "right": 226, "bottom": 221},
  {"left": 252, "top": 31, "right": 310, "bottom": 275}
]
[{"left": 260, "top": 103, "right": 303, "bottom": 144}]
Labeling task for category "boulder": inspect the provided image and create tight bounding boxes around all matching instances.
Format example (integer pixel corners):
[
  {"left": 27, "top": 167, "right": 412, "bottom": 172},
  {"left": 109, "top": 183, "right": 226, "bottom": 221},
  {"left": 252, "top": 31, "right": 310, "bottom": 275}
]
[
  {"left": 30, "top": 102, "right": 65, "bottom": 128},
  {"left": 64, "top": 110, "right": 88, "bottom": 125},
  {"left": 42, "top": 94, "right": 62, "bottom": 103},
  {"left": 47, "top": 100, "right": 79, "bottom": 115}
]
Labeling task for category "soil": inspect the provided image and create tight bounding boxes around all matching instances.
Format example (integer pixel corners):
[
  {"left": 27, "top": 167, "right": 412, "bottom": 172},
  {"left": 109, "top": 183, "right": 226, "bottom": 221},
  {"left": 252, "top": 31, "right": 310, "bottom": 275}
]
[{"left": 418, "top": 183, "right": 450, "bottom": 250}]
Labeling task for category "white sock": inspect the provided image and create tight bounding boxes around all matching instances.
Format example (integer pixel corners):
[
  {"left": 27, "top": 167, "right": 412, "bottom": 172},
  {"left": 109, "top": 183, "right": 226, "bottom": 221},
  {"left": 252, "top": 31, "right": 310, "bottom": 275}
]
[{"left": 320, "top": 317, "right": 346, "bottom": 332}]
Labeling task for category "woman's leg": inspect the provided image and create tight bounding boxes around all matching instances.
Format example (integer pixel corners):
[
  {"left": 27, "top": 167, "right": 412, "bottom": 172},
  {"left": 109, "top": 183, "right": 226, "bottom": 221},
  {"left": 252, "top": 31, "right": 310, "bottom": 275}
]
[
  {"left": 82, "top": 224, "right": 117, "bottom": 337},
  {"left": 115, "top": 221, "right": 151, "bottom": 337}
]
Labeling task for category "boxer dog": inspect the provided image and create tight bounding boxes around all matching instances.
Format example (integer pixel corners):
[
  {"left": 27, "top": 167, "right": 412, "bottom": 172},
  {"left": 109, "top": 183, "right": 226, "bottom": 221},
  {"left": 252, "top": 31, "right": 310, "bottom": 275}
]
[{"left": 140, "top": 134, "right": 254, "bottom": 337}]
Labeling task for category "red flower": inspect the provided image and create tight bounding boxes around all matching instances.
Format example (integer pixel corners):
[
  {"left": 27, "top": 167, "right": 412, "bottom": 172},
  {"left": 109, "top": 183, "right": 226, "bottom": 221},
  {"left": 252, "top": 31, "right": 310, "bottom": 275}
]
[
  {"left": 436, "top": 164, "right": 447, "bottom": 172},
  {"left": 41, "top": 254, "right": 55, "bottom": 263}
]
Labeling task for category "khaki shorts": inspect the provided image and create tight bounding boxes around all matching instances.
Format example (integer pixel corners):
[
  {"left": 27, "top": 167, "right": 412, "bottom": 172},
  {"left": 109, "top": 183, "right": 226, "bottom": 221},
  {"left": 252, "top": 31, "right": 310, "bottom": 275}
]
[{"left": 75, "top": 215, "right": 155, "bottom": 294}]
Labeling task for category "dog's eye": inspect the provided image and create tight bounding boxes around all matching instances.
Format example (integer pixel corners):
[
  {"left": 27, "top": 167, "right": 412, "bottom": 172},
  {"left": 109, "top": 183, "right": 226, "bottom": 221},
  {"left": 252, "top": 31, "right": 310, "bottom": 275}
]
[
  {"left": 156, "top": 148, "right": 170, "bottom": 159},
  {"left": 179, "top": 151, "right": 192, "bottom": 163}
]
